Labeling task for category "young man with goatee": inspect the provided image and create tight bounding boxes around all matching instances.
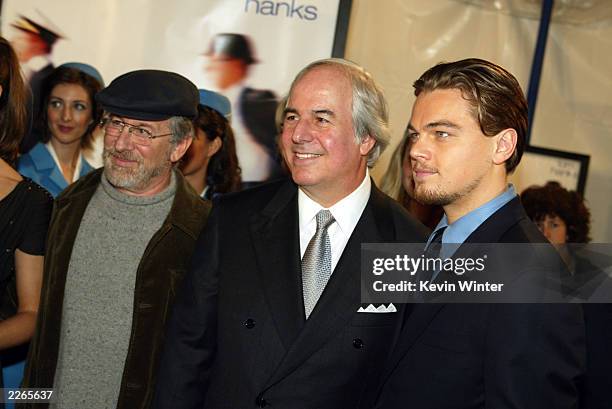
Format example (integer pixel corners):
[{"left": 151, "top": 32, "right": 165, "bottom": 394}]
[{"left": 374, "top": 58, "right": 585, "bottom": 409}]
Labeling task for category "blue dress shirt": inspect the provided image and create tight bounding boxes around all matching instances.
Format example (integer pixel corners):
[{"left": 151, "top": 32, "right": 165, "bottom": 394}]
[{"left": 427, "top": 185, "right": 518, "bottom": 262}]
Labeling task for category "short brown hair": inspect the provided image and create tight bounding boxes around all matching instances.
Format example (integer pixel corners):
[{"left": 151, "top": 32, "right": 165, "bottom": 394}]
[{"left": 413, "top": 58, "right": 527, "bottom": 173}]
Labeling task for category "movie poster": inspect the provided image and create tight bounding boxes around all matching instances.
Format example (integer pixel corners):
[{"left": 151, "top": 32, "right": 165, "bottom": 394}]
[{"left": 1, "top": 0, "right": 345, "bottom": 181}]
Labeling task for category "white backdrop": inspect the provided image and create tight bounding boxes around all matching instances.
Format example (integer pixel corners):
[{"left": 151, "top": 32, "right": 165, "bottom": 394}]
[
  {"left": 345, "top": 0, "right": 612, "bottom": 242},
  {"left": 1, "top": 0, "right": 341, "bottom": 95}
]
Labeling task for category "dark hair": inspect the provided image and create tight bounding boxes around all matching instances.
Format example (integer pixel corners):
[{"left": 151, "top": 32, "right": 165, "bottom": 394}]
[
  {"left": 39, "top": 66, "right": 103, "bottom": 150},
  {"left": 413, "top": 58, "right": 527, "bottom": 173},
  {"left": 0, "top": 36, "right": 28, "bottom": 164},
  {"left": 521, "top": 181, "right": 591, "bottom": 243},
  {"left": 193, "top": 105, "right": 241, "bottom": 195}
]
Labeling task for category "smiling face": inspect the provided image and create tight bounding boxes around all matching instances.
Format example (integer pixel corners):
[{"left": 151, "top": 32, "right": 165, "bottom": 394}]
[
  {"left": 103, "top": 116, "right": 187, "bottom": 196},
  {"left": 408, "top": 88, "right": 510, "bottom": 220},
  {"left": 47, "top": 83, "right": 93, "bottom": 146},
  {"left": 280, "top": 66, "right": 374, "bottom": 207}
]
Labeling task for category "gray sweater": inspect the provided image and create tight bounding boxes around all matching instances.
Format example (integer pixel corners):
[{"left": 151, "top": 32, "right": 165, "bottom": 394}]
[{"left": 52, "top": 173, "right": 176, "bottom": 409}]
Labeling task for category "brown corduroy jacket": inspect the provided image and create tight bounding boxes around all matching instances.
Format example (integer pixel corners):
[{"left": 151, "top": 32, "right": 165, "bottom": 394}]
[{"left": 19, "top": 168, "right": 211, "bottom": 409}]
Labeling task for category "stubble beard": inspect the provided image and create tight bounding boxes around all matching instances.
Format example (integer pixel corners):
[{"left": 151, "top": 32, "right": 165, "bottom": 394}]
[
  {"left": 413, "top": 174, "right": 483, "bottom": 207},
  {"left": 103, "top": 147, "right": 172, "bottom": 191}
]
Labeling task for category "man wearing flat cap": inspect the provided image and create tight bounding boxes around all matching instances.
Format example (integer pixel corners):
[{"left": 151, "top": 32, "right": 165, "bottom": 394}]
[
  {"left": 20, "top": 70, "right": 211, "bottom": 409},
  {"left": 204, "top": 32, "right": 283, "bottom": 186}
]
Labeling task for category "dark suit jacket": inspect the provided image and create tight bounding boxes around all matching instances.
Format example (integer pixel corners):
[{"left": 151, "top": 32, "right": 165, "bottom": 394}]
[
  {"left": 154, "top": 179, "right": 429, "bottom": 409},
  {"left": 374, "top": 197, "right": 586, "bottom": 409}
]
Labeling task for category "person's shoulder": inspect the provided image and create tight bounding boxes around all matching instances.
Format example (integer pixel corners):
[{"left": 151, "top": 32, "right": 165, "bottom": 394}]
[
  {"left": 17, "top": 150, "right": 36, "bottom": 174},
  {"left": 216, "top": 178, "right": 293, "bottom": 212},
  {"left": 370, "top": 185, "right": 430, "bottom": 241},
  {"left": 500, "top": 217, "right": 548, "bottom": 243},
  {"left": 20, "top": 177, "right": 53, "bottom": 208},
  {"left": 18, "top": 143, "right": 51, "bottom": 173},
  {"left": 56, "top": 168, "right": 103, "bottom": 202}
]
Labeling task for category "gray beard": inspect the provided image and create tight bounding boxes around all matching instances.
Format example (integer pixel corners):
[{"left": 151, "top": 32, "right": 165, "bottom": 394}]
[{"left": 103, "top": 148, "right": 171, "bottom": 191}]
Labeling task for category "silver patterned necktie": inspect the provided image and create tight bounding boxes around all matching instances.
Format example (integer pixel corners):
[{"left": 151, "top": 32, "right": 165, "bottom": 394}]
[{"left": 301, "top": 209, "right": 336, "bottom": 319}]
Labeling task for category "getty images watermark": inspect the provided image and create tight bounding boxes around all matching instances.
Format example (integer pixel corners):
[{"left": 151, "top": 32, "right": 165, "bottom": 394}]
[{"left": 361, "top": 243, "right": 612, "bottom": 303}]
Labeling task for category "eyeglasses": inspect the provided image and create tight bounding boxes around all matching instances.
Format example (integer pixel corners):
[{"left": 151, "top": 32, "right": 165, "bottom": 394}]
[{"left": 100, "top": 117, "right": 173, "bottom": 146}]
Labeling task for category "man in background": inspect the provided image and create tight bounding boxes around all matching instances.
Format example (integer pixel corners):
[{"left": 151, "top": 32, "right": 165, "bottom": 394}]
[{"left": 203, "top": 32, "right": 283, "bottom": 185}]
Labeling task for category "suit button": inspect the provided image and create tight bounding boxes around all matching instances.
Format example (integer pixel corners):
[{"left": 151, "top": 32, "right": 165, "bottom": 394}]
[
  {"left": 353, "top": 338, "right": 364, "bottom": 349},
  {"left": 255, "top": 395, "right": 268, "bottom": 407},
  {"left": 244, "top": 318, "right": 256, "bottom": 329}
]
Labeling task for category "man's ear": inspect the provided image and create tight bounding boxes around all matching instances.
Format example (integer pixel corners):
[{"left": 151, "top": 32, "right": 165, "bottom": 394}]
[
  {"left": 170, "top": 136, "right": 193, "bottom": 163},
  {"left": 359, "top": 134, "right": 376, "bottom": 156},
  {"left": 492, "top": 128, "right": 517, "bottom": 165}
]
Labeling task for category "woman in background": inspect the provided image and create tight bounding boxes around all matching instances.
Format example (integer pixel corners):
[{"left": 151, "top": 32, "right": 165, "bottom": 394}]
[
  {"left": 0, "top": 36, "right": 52, "bottom": 404},
  {"left": 521, "top": 181, "right": 591, "bottom": 267},
  {"left": 180, "top": 89, "right": 241, "bottom": 199},
  {"left": 380, "top": 126, "right": 443, "bottom": 229},
  {"left": 521, "top": 181, "right": 611, "bottom": 409},
  {"left": 18, "top": 63, "right": 103, "bottom": 197}
]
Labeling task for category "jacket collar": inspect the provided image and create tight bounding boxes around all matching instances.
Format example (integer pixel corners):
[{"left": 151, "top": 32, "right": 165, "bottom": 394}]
[
  {"left": 28, "top": 143, "right": 56, "bottom": 171},
  {"left": 56, "top": 168, "right": 208, "bottom": 240}
]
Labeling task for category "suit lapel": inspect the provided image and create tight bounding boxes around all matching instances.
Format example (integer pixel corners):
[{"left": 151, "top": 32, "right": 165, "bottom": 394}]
[
  {"left": 250, "top": 182, "right": 305, "bottom": 351},
  {"left": 265, "top": 185, "right": 400, "bottom": 387},
  {"left": 380, "top": 197, "right": 528, "bottom": 387}
]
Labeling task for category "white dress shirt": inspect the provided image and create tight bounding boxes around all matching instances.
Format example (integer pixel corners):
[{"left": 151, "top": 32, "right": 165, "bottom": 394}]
[{"left": 298, "top": 170, "right": 371, "bottom": 272}]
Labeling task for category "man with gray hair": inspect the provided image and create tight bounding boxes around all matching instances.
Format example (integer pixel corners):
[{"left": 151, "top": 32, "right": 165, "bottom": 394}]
[
  {"left": 20, "top": 70, "right": 211, "bottom": 409},
  {"left": 154, "top": 58, "right": 428, "bottom": 409}
]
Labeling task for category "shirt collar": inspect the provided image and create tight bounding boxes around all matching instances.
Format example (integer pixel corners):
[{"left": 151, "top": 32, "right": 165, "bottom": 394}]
[
  {"left": 429, "top": 184, "right": 517, "bottom": 245},
  {"left": 45, "top": 141, "right": 84, "bottom": 183},
  {"left": 298, "top": 169, "right": 371, "bottom": 235}
]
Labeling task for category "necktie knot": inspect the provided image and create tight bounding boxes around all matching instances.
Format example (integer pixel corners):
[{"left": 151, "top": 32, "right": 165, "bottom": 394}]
[
  {"left": 430, "top": 226, "right": 446, "bottom": 245},
  {"left": 424, "top": 226, "right": 447, "bottom": 260},
  {"left": 315, "top": 210, "right": 335, "bottom": 231}
]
